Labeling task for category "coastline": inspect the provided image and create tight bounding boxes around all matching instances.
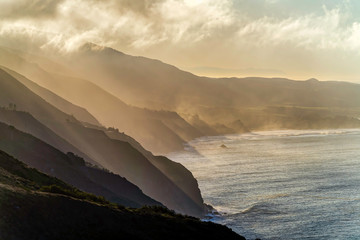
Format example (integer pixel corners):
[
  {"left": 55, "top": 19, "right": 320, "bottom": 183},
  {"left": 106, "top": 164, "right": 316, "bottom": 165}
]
[{"left": 169, "top": 128, "right": 360, "bottom": 239}]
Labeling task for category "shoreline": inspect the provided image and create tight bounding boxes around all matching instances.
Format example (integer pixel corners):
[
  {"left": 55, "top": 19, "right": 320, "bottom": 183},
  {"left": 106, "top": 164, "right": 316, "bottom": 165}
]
[{"left": 168, "top": 129, "right": 360, "bottom": 239}]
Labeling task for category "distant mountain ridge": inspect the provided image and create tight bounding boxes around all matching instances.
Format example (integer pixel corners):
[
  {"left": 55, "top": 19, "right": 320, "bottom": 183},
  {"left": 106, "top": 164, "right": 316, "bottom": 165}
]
[
  {"left": 0, "top": 47, "right": 211, "bottom": 154},
  {"left": 70, "top": 43, "right": 360, "bottom": 110},
  {"left": 1, "top": 41, "right": 360, "bottom": 218},
  {"left": 2, "top": 44, "right": 360, "bottom": 145},
  {"left": 63, "top": 43, "right": 360, "bottom": 133}
]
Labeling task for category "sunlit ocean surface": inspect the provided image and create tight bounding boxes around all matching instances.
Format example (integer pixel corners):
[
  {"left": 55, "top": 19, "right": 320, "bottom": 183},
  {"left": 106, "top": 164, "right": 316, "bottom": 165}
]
[{"left": 168, "top": 129, "right": 360, "bottom": 240}]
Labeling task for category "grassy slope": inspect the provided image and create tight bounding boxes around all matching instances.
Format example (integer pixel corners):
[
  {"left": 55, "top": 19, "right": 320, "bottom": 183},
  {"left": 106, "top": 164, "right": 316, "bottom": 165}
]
[{"left": 0, "top": 150, "right": 245, "bottom": 240}]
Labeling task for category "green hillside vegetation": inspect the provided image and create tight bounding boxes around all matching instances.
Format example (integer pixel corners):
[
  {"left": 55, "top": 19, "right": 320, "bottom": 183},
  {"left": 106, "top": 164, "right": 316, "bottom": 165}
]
[{"left": 0, "top": 150, "right": 245, "bottom": 240}]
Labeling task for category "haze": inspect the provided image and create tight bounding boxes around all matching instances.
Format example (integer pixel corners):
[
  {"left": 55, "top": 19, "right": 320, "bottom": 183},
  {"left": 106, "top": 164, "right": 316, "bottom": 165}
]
[
  {"left": 1, "top": 1, "right": 360, "bottom": 239},
  {"left": 1, "top": 0, "right": 360, "bottom": 81}
]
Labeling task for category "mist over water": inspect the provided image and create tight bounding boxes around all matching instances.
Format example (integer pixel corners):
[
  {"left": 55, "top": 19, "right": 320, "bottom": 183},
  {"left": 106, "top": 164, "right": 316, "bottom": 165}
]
[{"left": 168, "top": 129, "right": 360, "bottom": 240}]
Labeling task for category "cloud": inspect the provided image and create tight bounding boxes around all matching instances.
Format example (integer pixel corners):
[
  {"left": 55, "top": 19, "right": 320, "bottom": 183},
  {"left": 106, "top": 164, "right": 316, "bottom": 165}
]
[
  {"left": 265, "top": 0, "right": 280, "bottom": 4},
  {"left": 0, "top": 0, "right": 64, "bottom": 19},
  {"left": 0, "top": 0, "right": 236, "bottom": 52},
  {"left": 236, "top": 8, "right": 345, "bottom": 49},
  {"left": 0, "top": 0, "right": 359, "bottom": 80},
  {"left": 1, "top": 0, "right": 359, "bottom": 53}
]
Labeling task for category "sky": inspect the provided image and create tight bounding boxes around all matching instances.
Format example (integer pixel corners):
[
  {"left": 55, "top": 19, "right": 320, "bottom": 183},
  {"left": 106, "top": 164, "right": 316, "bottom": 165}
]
[{"left": 0, "top": 0, "right": 360, "bottom": 81}]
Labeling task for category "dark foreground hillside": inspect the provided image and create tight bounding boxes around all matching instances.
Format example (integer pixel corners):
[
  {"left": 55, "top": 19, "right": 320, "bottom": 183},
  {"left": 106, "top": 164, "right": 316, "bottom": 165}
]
[{"left": 0, "top": 150, "right": 245, "bottom": 240}]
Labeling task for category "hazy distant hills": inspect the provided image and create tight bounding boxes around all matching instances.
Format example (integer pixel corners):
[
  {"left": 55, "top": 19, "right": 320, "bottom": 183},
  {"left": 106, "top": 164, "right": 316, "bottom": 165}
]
[
  {"left": 0, "top": 68, "right": 205, "bottom": 216},
  {"left": 3, "top": 67, "right": 101, "bottom": 126},
  {"left": 0, "top": 151, "right": 244, "bottom": 240},
  {"left": 67, "top": 43, "right": 230, "bottom": 111},
  {"left": 187, "top": 66, "right": 286, "bottom": 78},
  {"left": 63, "top": 43, "right": 360, "bottom": 132},
  {"left": 68, "top": 43, "right": 360, "bottom": 111},
  {"left": 2, "top": 44, "right": 360, "bottom": 153},
  {"left": 1, "top": 41, "right": 360, "bottom": 219},
  {"left": 0, "top": 46, "right": 210, "bottom": 154}
]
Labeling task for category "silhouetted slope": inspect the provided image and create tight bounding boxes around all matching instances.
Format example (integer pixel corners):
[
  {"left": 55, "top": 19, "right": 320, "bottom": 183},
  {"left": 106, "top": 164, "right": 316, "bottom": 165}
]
[
  {"left": 63, "top": 121, "right": 205, "bottom": 216},
  {"left": 0, "top": 122, "right": 159, "bottom": 207},
  {"left": 0, "top": 151, "right": 244, "bottom": 240},
  {"left": 2, "top": 66, "right": 101, "bottom": 126},
  {"left": 0, "top": 68, "right": 99, "bottom": 163},
  {"left": 0, "top": 151, "right": 72, "bottom": 190},
  {"left": 3, "top": 44, "right": 360, "bottom": 143},
  {"left": 0, "top": 68, "right": 205, "bottom": 216},
  {"left": 0, "top": 47, "right": 205, "bottom": 153},
  {"left": 106, "top": 129, "right": 204, "bottom": 211},
  {"left": 152, "top": 156, "right": 205, "bottom": 209},
  {"left": 0, "top": 108, "right": 99, "bottom": 166}
]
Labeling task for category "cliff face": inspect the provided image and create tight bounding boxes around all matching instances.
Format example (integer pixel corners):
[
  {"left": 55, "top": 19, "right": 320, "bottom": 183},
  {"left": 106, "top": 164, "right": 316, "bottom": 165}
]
[
  {"left": 106, "top": 130, "right": 205, "bottom": 212},
  {"left": 63, "top": 121, "right": 205, "bottom": 216},
  {"left": 0, "top": 150, "right": 245, "bottom": 240}
]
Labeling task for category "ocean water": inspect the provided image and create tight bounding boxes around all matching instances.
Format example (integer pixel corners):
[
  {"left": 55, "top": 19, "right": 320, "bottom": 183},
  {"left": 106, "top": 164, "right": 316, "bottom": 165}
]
[{"left": 167, "top": 129, "right": 360, "bottom": 240}]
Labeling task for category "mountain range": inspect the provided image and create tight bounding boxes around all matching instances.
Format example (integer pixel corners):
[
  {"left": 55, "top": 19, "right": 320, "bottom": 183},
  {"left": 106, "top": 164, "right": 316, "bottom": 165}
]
[
  {"left": 2, "top": 44, "right": 359, "bottom": 154},
  {"left": 1, "top": 41, "right": 360, "bottom": 239},
  {"left": 0, "top": 68, "right": 204, "bottom": 216}
]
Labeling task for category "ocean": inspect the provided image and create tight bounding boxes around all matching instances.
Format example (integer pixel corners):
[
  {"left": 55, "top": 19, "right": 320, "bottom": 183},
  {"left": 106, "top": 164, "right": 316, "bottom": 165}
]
[{"left": 167, "top": 129, "right": 360, "bottom": 240}]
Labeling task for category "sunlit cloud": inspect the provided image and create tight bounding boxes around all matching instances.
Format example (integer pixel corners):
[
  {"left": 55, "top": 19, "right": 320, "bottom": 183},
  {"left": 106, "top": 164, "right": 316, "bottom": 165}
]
[
  {"left": 0, "top": 0, "right": 64, "bottom": 19},
  {"left": 235, "top": 8, "right": 359, "bottom": 51},
  {"left": 0, "top": 0, "right": 359, "bottom": 80},
  {"left": 0, "top": 0, "right": 235, "bottom": 51}
]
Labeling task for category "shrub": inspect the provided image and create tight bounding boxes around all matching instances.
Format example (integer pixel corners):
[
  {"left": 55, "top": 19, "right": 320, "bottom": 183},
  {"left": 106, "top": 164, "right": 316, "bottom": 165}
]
[{"left": 40, "top": 185, "right": 109, "bottom": 205}]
